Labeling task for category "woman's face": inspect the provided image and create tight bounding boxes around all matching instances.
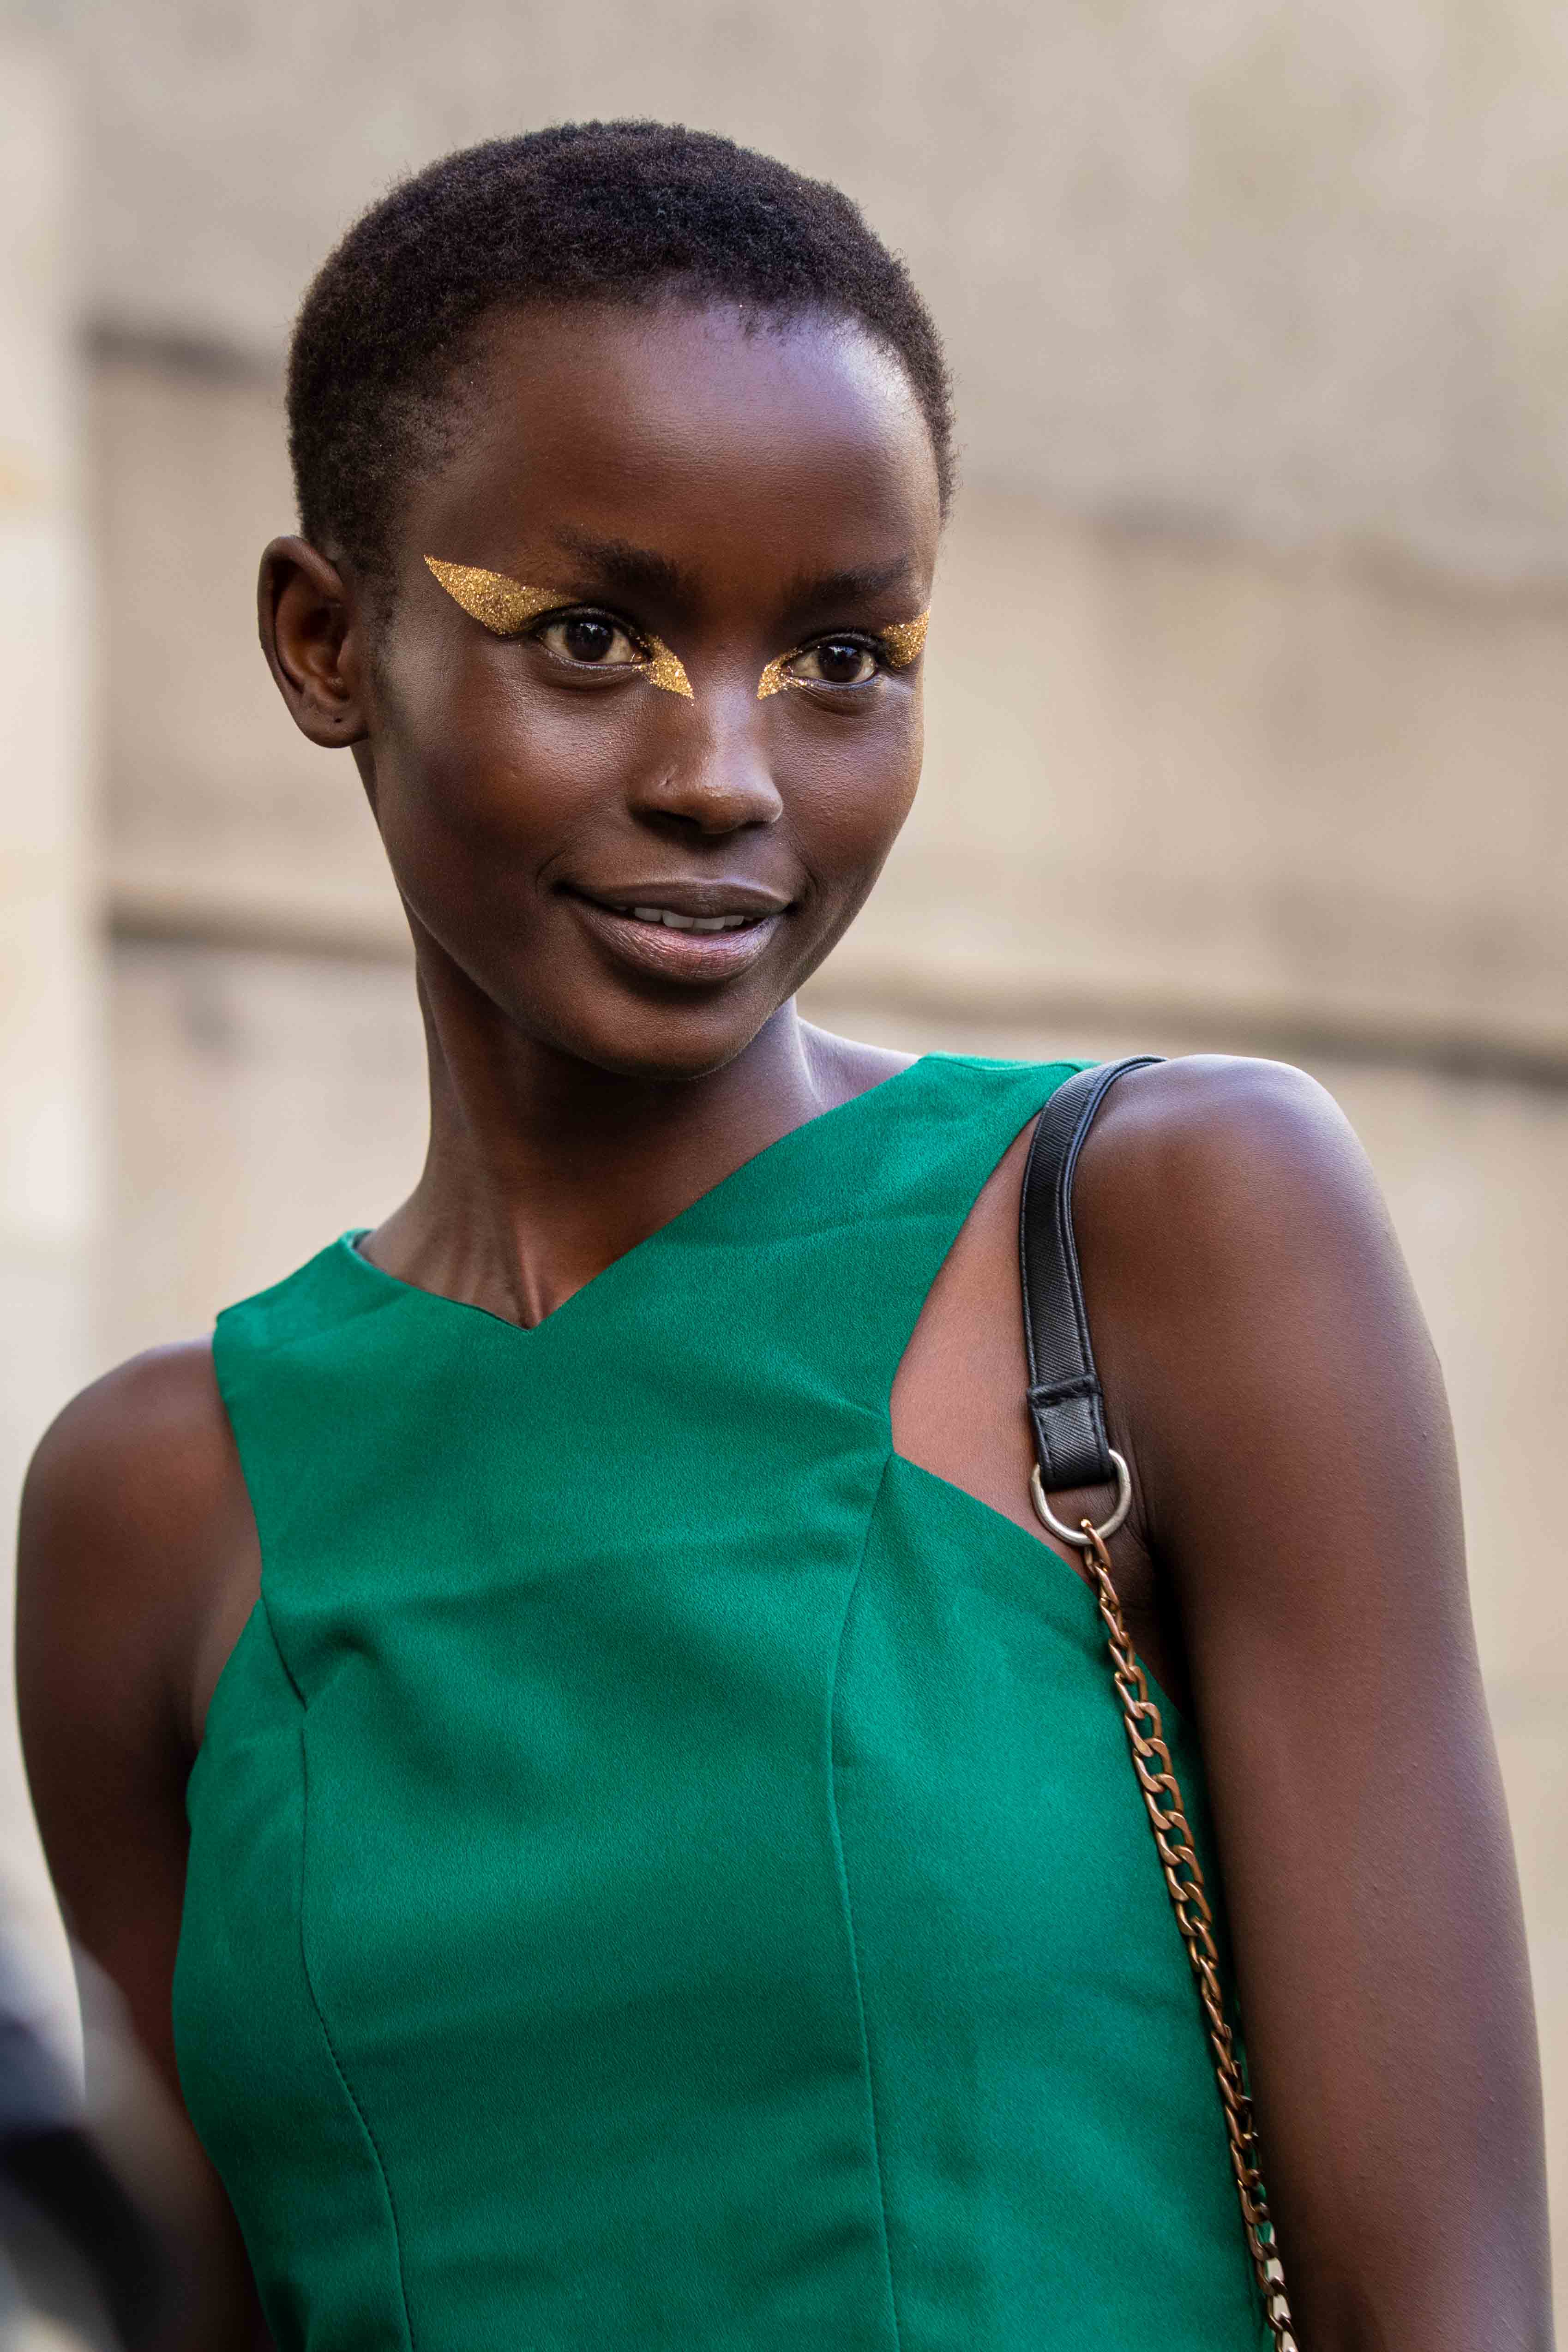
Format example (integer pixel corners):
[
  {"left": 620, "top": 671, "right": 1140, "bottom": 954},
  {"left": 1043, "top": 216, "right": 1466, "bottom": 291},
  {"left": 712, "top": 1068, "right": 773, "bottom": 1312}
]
[{"left": 331, "top": 301, "right": 941, "bottom": 1080}]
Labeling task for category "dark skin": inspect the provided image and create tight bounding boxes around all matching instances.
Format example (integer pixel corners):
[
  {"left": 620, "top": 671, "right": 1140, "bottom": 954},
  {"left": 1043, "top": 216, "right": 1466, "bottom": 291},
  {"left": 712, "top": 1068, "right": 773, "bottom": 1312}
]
[{"left": 17, "top": 299, "right": 1552, "bottom": 2350}]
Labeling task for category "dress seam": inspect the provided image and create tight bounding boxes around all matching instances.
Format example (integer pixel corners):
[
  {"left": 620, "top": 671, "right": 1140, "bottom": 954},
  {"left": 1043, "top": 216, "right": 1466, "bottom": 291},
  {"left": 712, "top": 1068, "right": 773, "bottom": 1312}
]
[
  {"left": 256, "top": 1585, "right": 305, "bottom": 1709},
  {"left": 295, "top": 1703, "right": 419, "bottom": 2352},
  {"left": 826, "top": 1450, "right": 907, "bottom": 2352}
]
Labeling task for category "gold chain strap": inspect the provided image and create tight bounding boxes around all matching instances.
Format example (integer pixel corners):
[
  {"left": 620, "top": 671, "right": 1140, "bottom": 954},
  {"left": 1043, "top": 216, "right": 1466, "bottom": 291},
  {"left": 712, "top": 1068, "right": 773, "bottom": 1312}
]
[{"left": 1078, "top": 1518, "right": 1296, "bottom": 2349}]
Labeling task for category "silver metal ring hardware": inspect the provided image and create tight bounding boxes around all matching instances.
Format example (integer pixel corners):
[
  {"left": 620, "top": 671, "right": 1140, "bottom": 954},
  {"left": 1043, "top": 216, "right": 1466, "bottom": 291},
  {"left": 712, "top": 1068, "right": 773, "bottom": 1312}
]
[{"left": 1030, "top": 1448, "right": 1133, "bottom": 1548}]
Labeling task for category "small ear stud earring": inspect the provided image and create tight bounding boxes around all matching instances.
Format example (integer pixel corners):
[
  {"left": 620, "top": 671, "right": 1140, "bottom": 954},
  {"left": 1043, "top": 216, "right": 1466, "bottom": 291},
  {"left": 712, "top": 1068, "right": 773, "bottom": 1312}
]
[{"left": 424, "top": 556, "right": 693, "bottom": 699}]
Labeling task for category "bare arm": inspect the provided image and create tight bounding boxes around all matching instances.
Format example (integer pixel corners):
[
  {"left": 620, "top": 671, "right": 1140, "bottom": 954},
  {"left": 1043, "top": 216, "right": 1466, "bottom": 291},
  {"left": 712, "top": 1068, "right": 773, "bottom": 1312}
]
[
  {"left": 1077, "top": 1057, "right": 1551, "bottom": 2350},
  {"left": 16, "top": 1345, "right": 269, "bottom": 2352}
]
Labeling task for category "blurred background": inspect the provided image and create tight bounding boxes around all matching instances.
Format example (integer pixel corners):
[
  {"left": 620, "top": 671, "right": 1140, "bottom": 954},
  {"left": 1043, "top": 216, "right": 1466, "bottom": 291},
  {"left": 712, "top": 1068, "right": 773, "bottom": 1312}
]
[{"left": 1, "top": 0, "right": 1565, "bottom": 2321}]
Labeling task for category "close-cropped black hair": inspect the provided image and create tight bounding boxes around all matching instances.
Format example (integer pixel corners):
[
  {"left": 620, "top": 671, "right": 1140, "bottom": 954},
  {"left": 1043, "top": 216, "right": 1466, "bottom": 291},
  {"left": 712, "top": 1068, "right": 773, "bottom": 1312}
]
[{"left": 287, "top": 121, "right": 955, "bottom": 587}]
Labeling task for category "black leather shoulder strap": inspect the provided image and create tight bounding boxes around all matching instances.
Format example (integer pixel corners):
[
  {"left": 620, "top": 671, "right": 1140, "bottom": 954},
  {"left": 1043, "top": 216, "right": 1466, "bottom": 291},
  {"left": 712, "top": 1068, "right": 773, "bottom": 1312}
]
[{"left": 1019, "top": 1057, "right": 1164, "bottom": 1492}]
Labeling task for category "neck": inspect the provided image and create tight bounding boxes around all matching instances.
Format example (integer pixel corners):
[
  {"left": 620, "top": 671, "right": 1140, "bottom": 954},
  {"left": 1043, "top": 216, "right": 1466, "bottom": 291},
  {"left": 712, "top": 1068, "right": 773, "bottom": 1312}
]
[{"left": 363, "top": 938, "right": 907, "bottom": 1327}]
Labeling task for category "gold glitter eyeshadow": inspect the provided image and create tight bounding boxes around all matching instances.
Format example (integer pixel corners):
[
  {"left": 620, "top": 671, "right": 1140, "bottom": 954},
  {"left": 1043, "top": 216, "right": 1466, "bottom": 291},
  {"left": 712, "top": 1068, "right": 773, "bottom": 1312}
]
[
  {"left": 756, "top": 610, "right": 929, "bottom": 699},
  {"left": 423, "top": 555, "right": 693, "bottom": 699},
  {"left": 643, "top": 641, "right": 694, "bottom": 699},
  {"left": 424, "top": 557, "right": 559, "bottom": 634},
  {"left": 882, "top": 612, "right": 929, "bottom": 668}
]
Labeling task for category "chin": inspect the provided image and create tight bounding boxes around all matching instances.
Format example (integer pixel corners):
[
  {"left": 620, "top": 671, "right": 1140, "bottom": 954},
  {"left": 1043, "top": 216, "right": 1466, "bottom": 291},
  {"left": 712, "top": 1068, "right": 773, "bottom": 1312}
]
[{"left": 540, "top": 995, "right": 785, "bottom": 1086}]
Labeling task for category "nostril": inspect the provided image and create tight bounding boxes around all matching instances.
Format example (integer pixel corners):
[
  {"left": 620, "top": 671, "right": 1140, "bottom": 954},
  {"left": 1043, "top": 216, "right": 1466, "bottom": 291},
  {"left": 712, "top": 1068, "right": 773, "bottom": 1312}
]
[{"left": 632, "top": 762, "right": 784, "bottom": 833}]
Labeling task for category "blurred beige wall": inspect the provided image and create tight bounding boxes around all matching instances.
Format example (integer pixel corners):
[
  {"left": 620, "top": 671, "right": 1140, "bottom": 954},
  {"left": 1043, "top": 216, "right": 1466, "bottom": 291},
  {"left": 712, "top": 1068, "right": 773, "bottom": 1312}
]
[
  {"left": 4, "top": 0, "right": 1567, "bottom": 2311},
  {"left": 0, "top": 29, "right": 96, "bottom": 2054}
]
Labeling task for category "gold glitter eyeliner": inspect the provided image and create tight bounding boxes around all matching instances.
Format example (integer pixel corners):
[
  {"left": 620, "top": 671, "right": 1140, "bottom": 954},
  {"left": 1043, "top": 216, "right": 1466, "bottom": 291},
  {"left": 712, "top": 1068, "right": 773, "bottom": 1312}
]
[
  {"left": 643, "top": 643, "right": 693, "bottom": 698},
  {"left": 880, "top": 613, "right": 930, "bottom": 668},
  {"left": 756, "top": 610, "right": 929, "bottom": 699},
  {"left": 423, "top": 557, "right": 693, "bottom": 699}
]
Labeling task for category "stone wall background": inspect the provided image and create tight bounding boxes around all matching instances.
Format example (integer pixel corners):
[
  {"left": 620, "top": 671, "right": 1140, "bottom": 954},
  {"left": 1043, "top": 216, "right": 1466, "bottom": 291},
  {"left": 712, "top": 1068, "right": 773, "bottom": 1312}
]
[{"left": 2, "top": 0, "right": 1565, "bottom": 2318}]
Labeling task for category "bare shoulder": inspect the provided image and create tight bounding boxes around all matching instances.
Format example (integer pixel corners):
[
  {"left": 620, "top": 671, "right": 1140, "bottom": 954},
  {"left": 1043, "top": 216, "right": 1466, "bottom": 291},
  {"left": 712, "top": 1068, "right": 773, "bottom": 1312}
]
[
  {"left": 18, "top": 1342, "right": 261, "bottom": 2154},
  {"left": 1075, "top": 1053, "right": 1400, "bottom": 1312},
  {"left": 1072, "top": 1052, "right": 1454, "bottom": 1598},
  {"left": 18, "top": 1340, "right": 258, "bottom": 1758},
  {"left": 1083, "top": 1051, "right": 1373, "bottom": 1201},
  {"left": 22, "top": 1339, "right": 242, "bottom": 1592}
]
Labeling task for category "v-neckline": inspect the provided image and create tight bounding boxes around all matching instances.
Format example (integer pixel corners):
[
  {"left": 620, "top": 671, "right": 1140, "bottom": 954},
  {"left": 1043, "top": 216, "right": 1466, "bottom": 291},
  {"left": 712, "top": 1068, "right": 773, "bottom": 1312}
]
[{"left": 336, "top": 1053, "right": 930, "bottom": 1340}]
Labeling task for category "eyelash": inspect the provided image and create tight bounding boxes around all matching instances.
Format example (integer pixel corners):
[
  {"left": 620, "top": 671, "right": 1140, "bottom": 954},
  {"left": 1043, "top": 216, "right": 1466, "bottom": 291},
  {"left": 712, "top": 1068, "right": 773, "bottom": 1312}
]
[
  {"left": 764, "top": 632, "right": 898, "bottom": 697},
  {"left": 798, "top": 632, "right": 888, "bottom": 673},
  {"left": 524, "top": 606, "right": 647, "bottom": 659},
  {"left": 521, "top": 609, "right": 903, "bottom": 689}
]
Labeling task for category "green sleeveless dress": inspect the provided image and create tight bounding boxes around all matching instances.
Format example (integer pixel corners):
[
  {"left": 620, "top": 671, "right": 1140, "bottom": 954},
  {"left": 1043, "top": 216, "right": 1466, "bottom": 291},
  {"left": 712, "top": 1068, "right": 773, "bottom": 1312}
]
[{"left": 175, "top": 1053, "right": 1269, "bottom": 2351}]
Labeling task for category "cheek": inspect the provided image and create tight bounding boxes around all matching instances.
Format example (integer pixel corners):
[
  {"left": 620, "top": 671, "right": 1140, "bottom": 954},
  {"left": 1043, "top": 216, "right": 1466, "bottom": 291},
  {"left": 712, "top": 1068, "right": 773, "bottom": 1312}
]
[
  {"left": 783, "top": 696, "right": 924, "bottom": 872},
  {"left": 372, "top": 650, "right": 639, "bottom": 863}
]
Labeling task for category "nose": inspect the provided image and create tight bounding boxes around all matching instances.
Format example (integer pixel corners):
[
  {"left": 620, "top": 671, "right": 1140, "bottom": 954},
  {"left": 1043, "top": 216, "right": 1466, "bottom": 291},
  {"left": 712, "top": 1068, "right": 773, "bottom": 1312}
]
[{"left": 628, "top": 687, "right": 784, "bottom": 836}]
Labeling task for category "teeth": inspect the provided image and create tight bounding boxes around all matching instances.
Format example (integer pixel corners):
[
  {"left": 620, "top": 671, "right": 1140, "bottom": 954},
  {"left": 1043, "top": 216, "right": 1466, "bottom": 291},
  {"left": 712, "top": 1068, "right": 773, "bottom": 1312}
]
[{"left": 625, "top": 905, "right": 755, "bottom": 932}]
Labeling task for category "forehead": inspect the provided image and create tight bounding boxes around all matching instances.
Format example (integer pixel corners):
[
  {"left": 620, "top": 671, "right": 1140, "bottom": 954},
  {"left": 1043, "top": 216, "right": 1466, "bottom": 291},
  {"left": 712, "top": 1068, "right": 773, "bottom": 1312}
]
[{"left": 401, "top": 300, "right": 941, "bottom": 602}]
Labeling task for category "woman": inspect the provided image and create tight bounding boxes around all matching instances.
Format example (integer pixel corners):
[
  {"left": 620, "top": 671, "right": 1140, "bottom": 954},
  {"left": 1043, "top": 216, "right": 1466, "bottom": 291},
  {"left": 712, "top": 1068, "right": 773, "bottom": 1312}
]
[{"left": 17, "top": 124, "right": 1551, "bottom": 2351}]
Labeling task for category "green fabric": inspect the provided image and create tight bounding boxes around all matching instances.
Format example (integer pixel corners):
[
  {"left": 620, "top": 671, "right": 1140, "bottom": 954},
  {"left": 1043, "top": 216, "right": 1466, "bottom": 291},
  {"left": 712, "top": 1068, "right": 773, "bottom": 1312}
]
[{"left": 175, "top": 1053, "right": 1270, "bottom": 2351}]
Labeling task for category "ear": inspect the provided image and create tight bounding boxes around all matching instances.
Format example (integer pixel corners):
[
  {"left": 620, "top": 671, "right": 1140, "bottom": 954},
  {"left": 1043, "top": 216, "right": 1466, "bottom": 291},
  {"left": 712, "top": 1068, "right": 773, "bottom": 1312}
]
[{"left": 258, "top": 536, "right": 370, "bottom": 747}]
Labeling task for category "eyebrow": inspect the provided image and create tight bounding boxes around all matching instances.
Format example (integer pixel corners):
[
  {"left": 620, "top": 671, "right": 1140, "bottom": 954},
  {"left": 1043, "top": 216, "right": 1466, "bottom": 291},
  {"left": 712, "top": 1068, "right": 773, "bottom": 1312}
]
[
  {"left": 776, "top": 557, "right": 924, "bottom": 626},
  {"left": 549, "top": 528, "right": 699, "bottom": 613},
  {"left": 550, "top": 531, "right": 923, "bottom": 631}
]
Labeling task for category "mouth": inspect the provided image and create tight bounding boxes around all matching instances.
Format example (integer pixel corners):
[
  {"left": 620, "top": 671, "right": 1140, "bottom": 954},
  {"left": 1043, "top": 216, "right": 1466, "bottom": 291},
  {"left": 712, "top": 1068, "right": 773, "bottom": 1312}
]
[
  {"left": 562, "top": 882, "right": 791, "bottom": 985},
  {"left": 604, "top": 902, "right": 762, "bottom": 934}
]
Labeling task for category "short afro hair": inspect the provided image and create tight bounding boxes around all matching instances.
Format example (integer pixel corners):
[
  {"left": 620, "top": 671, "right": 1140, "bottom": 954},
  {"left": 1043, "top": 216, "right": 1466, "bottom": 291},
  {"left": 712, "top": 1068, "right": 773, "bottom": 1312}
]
[{"left": 287, "top": 122, "right": 955, "bottom": 588}]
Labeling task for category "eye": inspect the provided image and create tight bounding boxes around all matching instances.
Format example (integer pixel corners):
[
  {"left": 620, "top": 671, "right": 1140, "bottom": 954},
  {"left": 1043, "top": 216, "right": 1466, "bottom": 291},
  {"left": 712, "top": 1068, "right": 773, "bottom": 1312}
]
[
  {"left": 535, "top": 612, "right": 646, "bottom": 669},
  {"left": 785, "top": 638, "right": 880, "bottom": 688}
]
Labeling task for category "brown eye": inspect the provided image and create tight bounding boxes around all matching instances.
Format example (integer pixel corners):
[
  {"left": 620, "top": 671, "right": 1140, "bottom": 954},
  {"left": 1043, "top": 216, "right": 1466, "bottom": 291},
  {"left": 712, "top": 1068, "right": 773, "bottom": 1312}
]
[
  {"left": 786, "top": 639, "right": 879, "bottom": 688},
  {"left": 537, "top": 614, "right": 643, "bottom": 668}
]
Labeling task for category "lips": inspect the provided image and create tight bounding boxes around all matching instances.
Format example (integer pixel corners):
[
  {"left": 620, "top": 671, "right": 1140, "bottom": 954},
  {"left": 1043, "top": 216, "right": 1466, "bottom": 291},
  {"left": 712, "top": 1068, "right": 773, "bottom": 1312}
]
[
  {"left": 616, "top": 904, "right": 755, "bottom": 933},
  {"left": 564, "top": 883, "right": 790, "bottom": 985}
]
